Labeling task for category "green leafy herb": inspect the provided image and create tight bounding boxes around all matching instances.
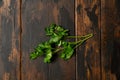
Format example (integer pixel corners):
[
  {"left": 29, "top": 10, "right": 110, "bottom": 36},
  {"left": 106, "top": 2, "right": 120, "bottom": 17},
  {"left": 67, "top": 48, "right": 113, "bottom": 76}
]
[{"left": 30, "top": 24, "right": 93, "bottom": 63}]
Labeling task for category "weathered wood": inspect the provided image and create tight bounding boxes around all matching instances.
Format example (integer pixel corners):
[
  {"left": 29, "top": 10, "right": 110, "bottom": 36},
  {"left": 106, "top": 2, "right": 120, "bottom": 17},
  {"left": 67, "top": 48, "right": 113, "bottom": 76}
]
[
  {"left": 101, "top": 0, "right": 120, "bottom": 80},
  {"left": 75, "top": 0, "right": 101, "bottom": 80},
  {"left": 0, "top": 0, "right": 20, "bottom": 80},
  {"left": 21, "top": 0, "right": 75, "bottom": 80},
  {"left": 0, "top": 0, "right": 119, "bottom": 80}
]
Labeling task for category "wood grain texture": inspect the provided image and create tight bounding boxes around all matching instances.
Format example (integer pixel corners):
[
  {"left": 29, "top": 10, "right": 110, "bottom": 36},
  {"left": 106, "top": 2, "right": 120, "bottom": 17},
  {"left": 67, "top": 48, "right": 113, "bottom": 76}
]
[
  {"left": 75, "top": 0, "right": 101, "bottom": 80},
  {"left": 0, "top": 0, "right": 20, "bottom": 80},
  {"left": 101, "top": 0, "right": 120, "bottom": 80},
  {"left": 0, "top": 0, "right": 119, "bottom": 80},
  {"left": 21, "top": 0, "right": 75, "bottom": 80}
]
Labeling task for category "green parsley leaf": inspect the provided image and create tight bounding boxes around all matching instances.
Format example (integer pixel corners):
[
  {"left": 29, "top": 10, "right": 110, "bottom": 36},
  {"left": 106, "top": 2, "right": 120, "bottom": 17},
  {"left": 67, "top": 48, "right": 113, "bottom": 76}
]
[
  {"left": 44, "top": 49, "right": 53, "bottom": 63},
  {"left": 60, "top": 44, "right": 74, "bottom": 60}
]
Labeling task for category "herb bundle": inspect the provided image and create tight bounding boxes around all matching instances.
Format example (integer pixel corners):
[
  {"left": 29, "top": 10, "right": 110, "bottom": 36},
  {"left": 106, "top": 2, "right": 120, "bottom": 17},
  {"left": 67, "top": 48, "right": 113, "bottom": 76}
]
[{"left": 30, "top": 24, "right": 93, "bottom": 63}]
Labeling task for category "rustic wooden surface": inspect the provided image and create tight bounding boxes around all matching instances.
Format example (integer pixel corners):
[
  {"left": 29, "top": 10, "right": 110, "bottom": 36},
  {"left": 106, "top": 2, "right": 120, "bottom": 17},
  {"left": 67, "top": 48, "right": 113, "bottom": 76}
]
[
  {"left": 101, "top": 0, "right": 120, "bottom": 80},
  {"left": 0, "top": 0, "right": 20, "bottom": 80},
  {"left": 75, "top": 0, "right": 101, "bottom": 80},
  {"left": 0, "top": 0, "right": 120, "bottom": 80},
  {"left": 21, "top": 0, "right": 75, "bottom": 80}
]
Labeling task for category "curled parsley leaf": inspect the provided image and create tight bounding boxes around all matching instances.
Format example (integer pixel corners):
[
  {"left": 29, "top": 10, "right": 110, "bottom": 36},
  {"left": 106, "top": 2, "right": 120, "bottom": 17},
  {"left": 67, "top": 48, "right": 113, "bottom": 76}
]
[{"left": 30, "top": 24, "right": 93, "bottom": 63}]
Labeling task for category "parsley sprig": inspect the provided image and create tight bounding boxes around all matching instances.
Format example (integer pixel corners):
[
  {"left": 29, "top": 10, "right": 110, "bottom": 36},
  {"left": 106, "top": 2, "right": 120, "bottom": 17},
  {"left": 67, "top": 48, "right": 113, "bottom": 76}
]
[{"left": 30, "top": 24, "right": 93, "bottom": 63}]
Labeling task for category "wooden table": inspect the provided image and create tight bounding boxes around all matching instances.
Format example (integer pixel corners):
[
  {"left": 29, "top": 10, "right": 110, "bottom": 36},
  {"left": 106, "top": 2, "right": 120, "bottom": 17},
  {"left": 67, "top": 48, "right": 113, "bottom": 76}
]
[{"left": 0, "top": 0, "right": 120, "bottom": 80}]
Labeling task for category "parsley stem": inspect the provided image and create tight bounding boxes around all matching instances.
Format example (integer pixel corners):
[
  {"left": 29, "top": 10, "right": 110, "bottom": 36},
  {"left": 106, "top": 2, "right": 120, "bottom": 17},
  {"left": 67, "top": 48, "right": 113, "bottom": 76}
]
[
  {"left": 73, "top": 33, "right": 93, "bottom": 49},
  {"left": 67, "top": 33, "right": 93, "bottom": 39},
  {"left": 73, "top": 41, "right": 83, "bottom": 49},
  {"left": 69, "top": 33, "right": 93, "bottom": 44},
  {"left": 54, "top": 48, "right": 64, "bottom": 53}
]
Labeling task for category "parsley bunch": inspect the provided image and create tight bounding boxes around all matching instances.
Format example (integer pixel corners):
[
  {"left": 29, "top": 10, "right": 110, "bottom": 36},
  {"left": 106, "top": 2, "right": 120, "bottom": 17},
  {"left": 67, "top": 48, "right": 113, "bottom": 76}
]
[{"left": 30, "top": 24, "right": 93, "bottom": 63}]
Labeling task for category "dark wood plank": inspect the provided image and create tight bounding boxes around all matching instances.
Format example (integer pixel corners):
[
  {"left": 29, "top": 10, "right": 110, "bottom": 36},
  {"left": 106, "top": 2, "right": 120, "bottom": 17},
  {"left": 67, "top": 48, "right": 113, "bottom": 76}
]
[
  {"left": 21, "top": 0, "right": 75, "bottom": 80},
  {"left": 0, "top": 0, "right": 20, "bottom": 80},
  {"left": 101, "top": 0, "right": 120, "bottom": 80},
  {"left": 75, "top": 0, "right": 101, "bottom": 80}
]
